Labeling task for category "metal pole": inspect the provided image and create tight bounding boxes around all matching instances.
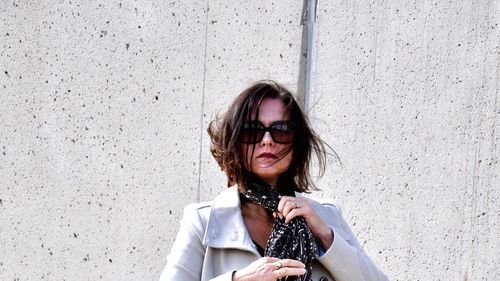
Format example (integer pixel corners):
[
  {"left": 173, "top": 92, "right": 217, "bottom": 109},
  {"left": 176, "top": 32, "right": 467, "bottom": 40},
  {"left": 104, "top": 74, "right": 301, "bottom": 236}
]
[{"left": 303, "top": 0, "right": 317, "bottom": 111}]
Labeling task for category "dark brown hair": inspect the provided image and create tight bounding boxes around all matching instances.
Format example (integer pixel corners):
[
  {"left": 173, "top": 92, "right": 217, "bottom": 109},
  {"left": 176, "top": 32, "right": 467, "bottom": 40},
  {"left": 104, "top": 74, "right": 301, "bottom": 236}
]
[{"left": 207, "top": 80, "right": 329, "bottom": 193}]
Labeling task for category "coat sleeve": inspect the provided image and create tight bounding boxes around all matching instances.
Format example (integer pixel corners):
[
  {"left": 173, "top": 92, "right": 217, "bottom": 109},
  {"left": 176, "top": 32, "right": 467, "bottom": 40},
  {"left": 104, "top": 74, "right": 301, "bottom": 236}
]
[
  {"left": 159, "top": 203, "right": 206, "bottom": 281},
  {"left": 159, "top": 203, "right": 235, "bottom": 281},
  {"left": 316, "top": 204, "right": 389, "bottom": 281}
]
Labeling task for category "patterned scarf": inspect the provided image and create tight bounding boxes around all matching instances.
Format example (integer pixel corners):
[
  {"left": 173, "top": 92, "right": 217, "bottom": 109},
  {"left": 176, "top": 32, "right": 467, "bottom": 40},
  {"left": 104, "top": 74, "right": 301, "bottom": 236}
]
[{"left": 240, "top": 181, "right": 318, "bottom": 281}]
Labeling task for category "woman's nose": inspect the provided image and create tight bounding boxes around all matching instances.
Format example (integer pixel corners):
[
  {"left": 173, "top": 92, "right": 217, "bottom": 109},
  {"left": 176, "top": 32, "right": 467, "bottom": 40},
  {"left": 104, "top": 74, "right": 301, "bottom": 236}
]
[{"left": 260, "top": 131, "right": 274, "bottom": 145}]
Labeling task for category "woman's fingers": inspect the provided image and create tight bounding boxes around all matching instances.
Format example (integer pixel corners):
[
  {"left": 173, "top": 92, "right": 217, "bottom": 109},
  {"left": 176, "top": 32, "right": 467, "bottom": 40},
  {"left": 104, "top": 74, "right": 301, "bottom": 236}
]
[
  {"left": 277, "top": 196, "right": 294, "bottom": 213},
  {"left": 270, "top": 259, "right": 306, "bottom": 280},
  {"left": 274, "top": 258, "right": 305, "bottom": 269},
  {"left": 278, "top": 197, "right": 308, "bottom": 222},
  {"left": 274, "top": 267, "right": 307, "bottom": 279},
  {"left": 276, "top": 197, "right": 334, "bottom": 249},
  {"left": 283, "top": 206, "right": 303, "bottom": 223},
  {"left": 233, "top": 257, "right": 305, "bottom": 281},
  {"left": 262, "top": 257, "right": 280, "bottom": 264}
]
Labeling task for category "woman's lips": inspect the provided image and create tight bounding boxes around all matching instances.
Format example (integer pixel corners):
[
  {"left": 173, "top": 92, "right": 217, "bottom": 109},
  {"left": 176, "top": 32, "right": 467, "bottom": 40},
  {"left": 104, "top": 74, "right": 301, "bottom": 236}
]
[{"left": 257, "top": 153, "right": 277, "bottom": 159}]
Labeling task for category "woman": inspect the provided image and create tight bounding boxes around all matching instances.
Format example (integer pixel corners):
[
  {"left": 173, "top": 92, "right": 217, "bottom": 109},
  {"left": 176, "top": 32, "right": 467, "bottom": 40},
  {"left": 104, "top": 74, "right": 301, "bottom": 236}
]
[{"left": 160, "top": 81, "right": 388, "bottom": 281}]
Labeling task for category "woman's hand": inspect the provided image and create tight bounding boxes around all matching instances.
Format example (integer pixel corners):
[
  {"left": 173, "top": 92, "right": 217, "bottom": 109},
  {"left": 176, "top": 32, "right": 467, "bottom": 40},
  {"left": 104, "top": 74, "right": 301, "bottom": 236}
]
[
  {"left": 232, "top": 257, "right": 306, "bottom": 281},
  {"left": 277, "top": 196, "right": 334, "bottom": 249}
]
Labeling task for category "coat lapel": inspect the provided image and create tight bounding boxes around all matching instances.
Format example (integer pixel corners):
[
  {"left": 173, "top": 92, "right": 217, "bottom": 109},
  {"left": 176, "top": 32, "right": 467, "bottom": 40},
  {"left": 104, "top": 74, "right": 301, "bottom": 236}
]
[
  {"left": 201, "top": 187, "right": 342, "bottom": 257},
  {"left": 202, "top": 187, "right": 258, "bottom": 254}
]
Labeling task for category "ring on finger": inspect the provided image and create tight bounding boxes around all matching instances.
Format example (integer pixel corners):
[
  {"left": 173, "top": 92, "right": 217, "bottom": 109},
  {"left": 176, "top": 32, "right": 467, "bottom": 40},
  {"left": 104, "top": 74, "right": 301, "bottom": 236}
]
[
  {"left": 273, "top": 261, "right": 282, "bottom": 269},
  {"left": 274, "top": 270, "right": 281, "bottom": 280}
]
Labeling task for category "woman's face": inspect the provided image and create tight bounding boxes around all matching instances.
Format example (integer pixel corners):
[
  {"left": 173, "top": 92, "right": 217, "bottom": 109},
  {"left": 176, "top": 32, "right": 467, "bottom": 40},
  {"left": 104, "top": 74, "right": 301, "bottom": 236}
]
[{"left": 241, "top": 97, "right": 293, "bottom": 187}]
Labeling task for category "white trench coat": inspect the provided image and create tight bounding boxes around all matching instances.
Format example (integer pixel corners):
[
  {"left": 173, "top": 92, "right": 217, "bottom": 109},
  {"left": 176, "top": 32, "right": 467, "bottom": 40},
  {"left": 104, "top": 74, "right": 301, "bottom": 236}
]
[{"left": 160, "top": 187, "right": 388, "bottom": 281}]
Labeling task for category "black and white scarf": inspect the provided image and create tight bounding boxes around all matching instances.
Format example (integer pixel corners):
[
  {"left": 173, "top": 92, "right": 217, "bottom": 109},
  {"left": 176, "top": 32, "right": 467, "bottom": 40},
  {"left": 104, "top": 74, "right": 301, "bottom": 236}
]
[{"left": 240, "top": 181, "right": 318, "bottom": 281}]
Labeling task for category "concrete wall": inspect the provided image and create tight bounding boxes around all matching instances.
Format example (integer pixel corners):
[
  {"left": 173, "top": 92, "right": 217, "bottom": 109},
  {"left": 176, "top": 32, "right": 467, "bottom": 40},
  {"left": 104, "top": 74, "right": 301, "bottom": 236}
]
[{"left": 0, "top": 1, "right": 498, "bottom": 280}]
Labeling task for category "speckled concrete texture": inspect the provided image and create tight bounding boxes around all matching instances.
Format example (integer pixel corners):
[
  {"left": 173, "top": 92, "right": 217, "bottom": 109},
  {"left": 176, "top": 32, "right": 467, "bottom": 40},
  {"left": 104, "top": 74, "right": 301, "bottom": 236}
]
[
  {"left": 309, "top": 1, "right": 499, "bottom": 280},
  {"left": 0, "top": 0, "right": 498, "bottom": 280},
  {"left": 0, "top": 1, "right": 207, "bottom": 280}
]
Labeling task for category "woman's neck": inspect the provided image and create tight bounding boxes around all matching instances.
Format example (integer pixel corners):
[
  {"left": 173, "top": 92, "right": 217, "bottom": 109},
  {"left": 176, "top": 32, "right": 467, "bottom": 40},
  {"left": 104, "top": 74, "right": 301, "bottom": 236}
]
[
  {"left": 242, "top": 202, "right": 274, "bottom": 223},
  {"left": 252, "top": 175, "right": 278, "bottom": 189}
]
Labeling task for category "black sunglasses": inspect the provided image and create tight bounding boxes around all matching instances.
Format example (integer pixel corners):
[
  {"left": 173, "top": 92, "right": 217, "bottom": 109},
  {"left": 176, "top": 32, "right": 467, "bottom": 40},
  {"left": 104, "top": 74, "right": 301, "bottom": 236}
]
[{"left": 240, "top": 121, "right": 295, "bottom": 144}]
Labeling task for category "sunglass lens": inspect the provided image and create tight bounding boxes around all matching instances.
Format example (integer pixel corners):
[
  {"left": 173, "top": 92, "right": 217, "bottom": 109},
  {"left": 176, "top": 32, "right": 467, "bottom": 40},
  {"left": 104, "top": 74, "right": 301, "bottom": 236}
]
[
  {"left": 240, "top": 122, "right": 294, "bottom": 143},
  {"left": 241, "top": 128, "right": 265, "bottom": 143},
  {"left": 271, "top": 130, "right": 294, "bottom": 143}
]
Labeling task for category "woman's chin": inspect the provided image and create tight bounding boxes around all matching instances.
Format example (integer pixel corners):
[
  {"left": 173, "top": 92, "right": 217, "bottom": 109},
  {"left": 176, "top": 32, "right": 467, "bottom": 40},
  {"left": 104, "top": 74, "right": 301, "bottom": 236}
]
[{"left": 252, "top": 169, "right": 282, "bottom": 182}]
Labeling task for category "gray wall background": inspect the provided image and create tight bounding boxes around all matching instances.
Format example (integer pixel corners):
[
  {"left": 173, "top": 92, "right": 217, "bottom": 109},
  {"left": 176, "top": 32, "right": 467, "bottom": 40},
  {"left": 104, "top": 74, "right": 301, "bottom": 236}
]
[{"left": 1, "top": 1, "right": 498, "bottom": 280}]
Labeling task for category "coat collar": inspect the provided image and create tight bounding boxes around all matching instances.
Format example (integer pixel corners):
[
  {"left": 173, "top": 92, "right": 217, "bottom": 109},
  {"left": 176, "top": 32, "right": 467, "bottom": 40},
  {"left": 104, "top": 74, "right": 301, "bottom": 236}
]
[
  {"left": 202, "top": 187, "right": 259, "bottom": 254},
  {"left": 201, "top": 186, "right": 340, "bottom": 255}
]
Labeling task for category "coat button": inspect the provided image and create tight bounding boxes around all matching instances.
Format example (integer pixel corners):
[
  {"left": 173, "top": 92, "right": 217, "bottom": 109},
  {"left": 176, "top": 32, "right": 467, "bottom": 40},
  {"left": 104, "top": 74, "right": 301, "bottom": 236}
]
[
  {"left": 319, "top": 278, "right": 329, "bottom": 281},
  {"left": 230, "top": 231, "right": 238, "bottom": 241}
]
